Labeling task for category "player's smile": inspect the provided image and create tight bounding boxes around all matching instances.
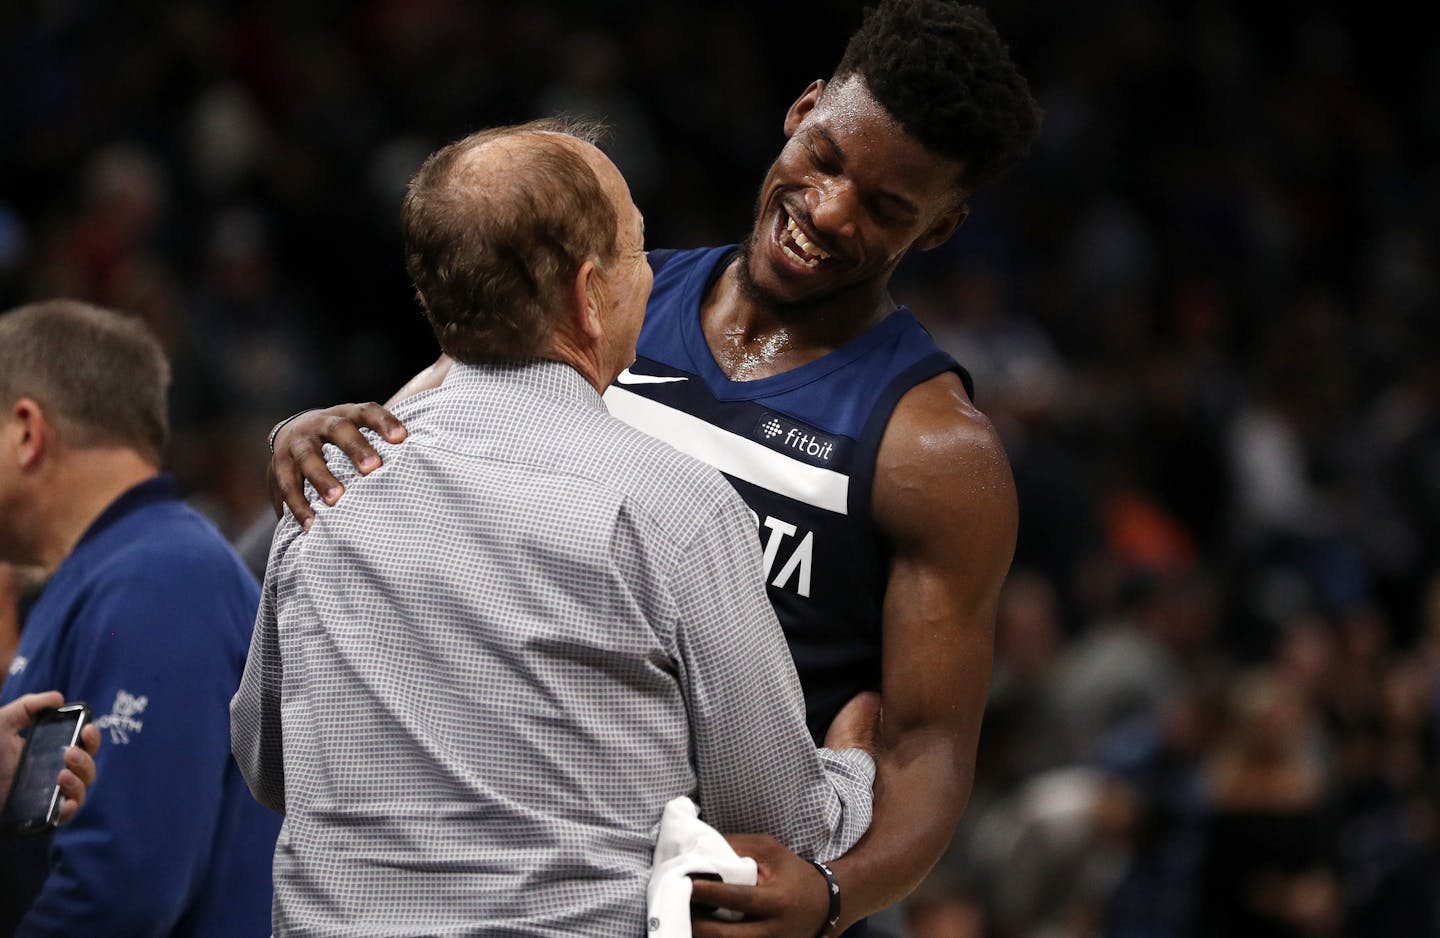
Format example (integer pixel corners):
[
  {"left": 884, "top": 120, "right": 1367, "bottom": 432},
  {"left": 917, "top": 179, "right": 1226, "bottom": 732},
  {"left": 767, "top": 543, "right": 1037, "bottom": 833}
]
[
  {"left": 777, "top": 207, "right": 831, "bottom": 268},
  {"left": 738, "top": 76, "right": 969, "bottom": 315},
  {"left": 771, "top": 203, "right": 844, "bottom": 273}
]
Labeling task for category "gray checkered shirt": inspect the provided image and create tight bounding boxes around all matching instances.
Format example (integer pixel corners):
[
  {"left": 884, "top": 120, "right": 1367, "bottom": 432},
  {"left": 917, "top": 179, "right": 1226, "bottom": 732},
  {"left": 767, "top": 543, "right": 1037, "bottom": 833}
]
[{"left": 231, "top": 360, "right": 874, "bottom": 937}]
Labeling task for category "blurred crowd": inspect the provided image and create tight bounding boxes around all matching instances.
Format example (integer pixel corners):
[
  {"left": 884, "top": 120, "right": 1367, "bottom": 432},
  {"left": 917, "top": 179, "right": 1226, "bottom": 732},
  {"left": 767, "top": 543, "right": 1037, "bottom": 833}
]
[{"left": 2, "top": 1, "right": 1438, "bottom": 935}]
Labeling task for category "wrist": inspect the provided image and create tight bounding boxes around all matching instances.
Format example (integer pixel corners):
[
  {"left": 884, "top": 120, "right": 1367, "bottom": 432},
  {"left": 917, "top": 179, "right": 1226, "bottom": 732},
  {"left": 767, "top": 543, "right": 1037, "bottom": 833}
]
[
  {"left": 809, "top": 859, "right": 842, "bottom": 938},
  {"left": 267, "top": 409, "right": 315, "bottom": 454}
]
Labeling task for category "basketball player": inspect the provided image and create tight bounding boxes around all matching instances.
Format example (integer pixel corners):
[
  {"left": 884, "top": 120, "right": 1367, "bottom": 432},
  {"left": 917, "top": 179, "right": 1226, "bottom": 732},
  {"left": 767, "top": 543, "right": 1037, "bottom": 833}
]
[{"left": 267, "top": 2, "right": 1042, "bottom": 934}]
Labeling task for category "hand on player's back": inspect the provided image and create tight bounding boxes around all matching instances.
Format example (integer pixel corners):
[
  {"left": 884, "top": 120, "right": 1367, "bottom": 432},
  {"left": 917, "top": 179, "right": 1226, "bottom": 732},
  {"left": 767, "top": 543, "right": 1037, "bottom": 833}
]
[{"left": 268, "top": 404, "right": 408, "bottom": 528}]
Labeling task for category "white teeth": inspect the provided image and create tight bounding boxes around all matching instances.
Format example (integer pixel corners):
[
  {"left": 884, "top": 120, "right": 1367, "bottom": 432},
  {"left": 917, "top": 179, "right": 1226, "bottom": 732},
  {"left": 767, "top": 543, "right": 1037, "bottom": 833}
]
[
  {"left": 780, "top": 241, "right": 819, "bottom": 268},
  {"left": 780, "top": 211, "right": 831, "bottom": 261}
]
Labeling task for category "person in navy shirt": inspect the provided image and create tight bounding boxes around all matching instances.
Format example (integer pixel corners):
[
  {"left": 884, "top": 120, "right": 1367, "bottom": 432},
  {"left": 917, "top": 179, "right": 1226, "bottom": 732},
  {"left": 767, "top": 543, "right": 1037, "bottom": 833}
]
[
  {"left": 0, "top": 300, "right": 280, "bottom": 937},
  {"left": 268, "top": 2, "right": 1043, "bottom": 935}
]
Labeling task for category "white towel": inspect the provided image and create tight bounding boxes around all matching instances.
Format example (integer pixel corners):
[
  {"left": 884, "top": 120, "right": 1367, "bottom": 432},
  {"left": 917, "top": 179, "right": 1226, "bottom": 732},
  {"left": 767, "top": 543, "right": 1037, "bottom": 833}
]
[{"left": 645, "top": 797, "right": 757, "bottom": 937}]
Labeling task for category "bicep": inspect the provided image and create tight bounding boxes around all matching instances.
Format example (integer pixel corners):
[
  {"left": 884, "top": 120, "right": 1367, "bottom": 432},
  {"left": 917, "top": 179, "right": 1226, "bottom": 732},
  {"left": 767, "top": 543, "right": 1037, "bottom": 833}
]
[
  {"left": 232, "top": 557, "right": 287, "bottom": 812},
  {"left": 873, "top": 378, "right": 1017, "bottom": 751},
  {"left": 68, "top": 577, "right": 247, "bottom": 805}
]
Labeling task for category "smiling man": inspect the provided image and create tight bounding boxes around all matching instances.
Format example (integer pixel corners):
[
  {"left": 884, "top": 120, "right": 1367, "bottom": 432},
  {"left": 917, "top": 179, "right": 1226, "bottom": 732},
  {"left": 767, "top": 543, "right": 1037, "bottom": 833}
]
[{"left": 268, "top": 2, "right": 1043, "bottom": 935}]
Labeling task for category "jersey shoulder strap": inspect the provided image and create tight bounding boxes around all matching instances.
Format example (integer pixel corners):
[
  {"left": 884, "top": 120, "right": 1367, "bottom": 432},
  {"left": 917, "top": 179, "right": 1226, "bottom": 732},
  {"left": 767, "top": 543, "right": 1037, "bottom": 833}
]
[{"left": 646, "top": 249, "right": 681, "bottom": 275}]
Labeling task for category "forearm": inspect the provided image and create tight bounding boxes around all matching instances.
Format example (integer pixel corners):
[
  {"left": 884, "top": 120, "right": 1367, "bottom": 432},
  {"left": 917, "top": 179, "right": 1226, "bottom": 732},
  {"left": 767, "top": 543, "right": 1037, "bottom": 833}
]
[
  {"left": 827, "top": 726, "right": 972, "bottom": 929},
  {"left": 18, "top": 808, "right": 212, "bottom": 937},
  {"left": 23, "top": 715, "right": 231, "bottom": 933},
  {"left": 690, "top": 658, "right": 876, "bottom": 860}
]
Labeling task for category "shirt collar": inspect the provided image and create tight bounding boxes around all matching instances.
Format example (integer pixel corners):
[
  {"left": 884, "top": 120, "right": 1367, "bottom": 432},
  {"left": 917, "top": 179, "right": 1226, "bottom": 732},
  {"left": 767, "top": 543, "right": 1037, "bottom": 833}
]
[
  {"left": 445, "top": 359, "right": 606, "bottom": 412},
  {"left": 73, "top": 473, "right": 178, "bottom": 551}
]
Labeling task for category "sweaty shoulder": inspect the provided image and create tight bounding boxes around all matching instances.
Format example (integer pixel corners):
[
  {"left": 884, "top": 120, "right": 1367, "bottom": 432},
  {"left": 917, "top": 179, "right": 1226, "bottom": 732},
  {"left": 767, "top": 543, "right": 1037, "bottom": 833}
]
[{"left": 873, "top": 371, "right": 1017, "bottom": 546}]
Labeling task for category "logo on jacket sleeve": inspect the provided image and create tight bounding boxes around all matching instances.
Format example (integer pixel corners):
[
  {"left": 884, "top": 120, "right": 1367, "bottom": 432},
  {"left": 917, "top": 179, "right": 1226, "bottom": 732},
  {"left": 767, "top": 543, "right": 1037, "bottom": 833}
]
[{"left": 96, "top": 689, "right": 148, "bottom": 745}]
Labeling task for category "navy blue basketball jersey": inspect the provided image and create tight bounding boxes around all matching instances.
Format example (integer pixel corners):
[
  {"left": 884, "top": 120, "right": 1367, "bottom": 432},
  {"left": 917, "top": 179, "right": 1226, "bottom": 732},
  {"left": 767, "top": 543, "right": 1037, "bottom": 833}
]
[{"left": 603, "top": 246, "right": 971, "bottom": 744}]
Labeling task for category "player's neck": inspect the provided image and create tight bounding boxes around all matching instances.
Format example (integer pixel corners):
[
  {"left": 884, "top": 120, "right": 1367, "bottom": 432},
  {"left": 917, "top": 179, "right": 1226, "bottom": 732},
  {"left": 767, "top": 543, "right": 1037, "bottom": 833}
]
[{"left": 701, "top": 265, "right": 895, "bottom": 381}]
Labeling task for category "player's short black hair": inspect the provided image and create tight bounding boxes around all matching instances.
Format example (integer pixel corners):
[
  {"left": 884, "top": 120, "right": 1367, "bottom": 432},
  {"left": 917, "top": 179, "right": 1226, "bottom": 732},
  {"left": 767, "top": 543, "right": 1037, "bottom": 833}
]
[{"left": 832, "top": 0, "right": 1043, "bottom": 192}]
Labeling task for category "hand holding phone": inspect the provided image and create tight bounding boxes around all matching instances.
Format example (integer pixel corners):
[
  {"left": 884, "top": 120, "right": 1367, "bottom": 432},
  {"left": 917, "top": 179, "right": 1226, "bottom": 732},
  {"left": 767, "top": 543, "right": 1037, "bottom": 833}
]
[{"left": 1, "top": 698, "right": 94, "bottom": 835}]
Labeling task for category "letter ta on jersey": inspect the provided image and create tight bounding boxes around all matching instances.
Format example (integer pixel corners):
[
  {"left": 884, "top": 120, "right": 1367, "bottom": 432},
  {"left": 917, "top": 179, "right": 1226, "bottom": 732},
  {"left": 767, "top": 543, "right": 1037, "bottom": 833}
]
[{"left": 747, "top": 509, "right": 814, "bottom": 598}]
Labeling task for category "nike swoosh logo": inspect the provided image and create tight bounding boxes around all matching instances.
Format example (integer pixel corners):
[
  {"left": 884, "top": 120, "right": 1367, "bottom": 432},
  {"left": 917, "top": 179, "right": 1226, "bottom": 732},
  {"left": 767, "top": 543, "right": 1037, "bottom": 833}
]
[{"left": 615, "top": 368, "right": 690, "bottom": 385}]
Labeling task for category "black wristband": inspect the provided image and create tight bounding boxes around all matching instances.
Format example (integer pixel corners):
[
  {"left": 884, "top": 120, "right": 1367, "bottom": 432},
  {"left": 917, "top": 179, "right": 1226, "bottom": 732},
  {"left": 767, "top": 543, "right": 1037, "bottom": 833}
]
[
  {"left": 267, "top": 409, "right": 315, "bottom": 454},
  {"left": 809, "top": 859, "right": 841, "bottom": 938}
]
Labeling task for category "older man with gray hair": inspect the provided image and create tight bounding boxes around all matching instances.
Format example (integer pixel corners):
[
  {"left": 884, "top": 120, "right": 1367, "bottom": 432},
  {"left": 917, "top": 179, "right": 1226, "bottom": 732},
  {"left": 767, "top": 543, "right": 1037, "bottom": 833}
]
[{"left": 230, "top": 121, "right": 874, "bottom": 937}]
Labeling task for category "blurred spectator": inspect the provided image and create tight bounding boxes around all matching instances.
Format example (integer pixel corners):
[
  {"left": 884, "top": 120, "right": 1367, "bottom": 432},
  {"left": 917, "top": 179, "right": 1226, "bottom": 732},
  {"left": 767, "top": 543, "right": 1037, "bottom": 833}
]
[
  {"left": 1047, "top": 571, "right": 1219, "bottom": 761},
  {"left": 966, "top": 766, "right": 1136, "bottom": 937},
  {"left": 1195, "top": 670, "right": 1340, "bottom": 938}
]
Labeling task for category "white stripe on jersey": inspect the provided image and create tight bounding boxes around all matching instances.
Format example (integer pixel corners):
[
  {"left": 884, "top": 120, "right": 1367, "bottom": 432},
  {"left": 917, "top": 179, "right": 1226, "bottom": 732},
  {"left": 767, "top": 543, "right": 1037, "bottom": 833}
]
[{"left": 604, "top": 385, "right": 850, "bottom": 515}]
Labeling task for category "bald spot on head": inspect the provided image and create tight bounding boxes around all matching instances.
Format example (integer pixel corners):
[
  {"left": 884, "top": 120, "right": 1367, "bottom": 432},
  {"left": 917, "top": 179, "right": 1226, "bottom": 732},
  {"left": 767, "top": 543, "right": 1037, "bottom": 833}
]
[{"left": 401, "top": 120, "right": 620, "bottom": 363}]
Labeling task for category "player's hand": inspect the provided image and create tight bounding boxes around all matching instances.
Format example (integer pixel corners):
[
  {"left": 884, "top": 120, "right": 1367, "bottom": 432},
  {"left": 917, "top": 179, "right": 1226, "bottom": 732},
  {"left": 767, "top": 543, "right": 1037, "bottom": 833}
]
[
  {"left": 0, "top": 691, "right": 102, "bottom": 825},
  {"left": 268, "top": 404, "right": 408, "bottom": 528},
  {"left": 690, "top": 834, "right": 831, "bottom": 938},
  {"left": 824, "top": 690, "right": 881, "bottom": 754}
]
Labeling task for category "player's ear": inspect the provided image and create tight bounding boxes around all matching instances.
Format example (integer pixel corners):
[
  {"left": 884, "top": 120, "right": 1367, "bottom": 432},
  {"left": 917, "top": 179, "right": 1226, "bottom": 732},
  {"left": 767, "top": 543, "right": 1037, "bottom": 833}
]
[
  {"left": 783, "top": 80, "right": 826, "bottom": 138},
  {"left": 916, "top": 202, "right": 970, "bottom": 252},
  {"left": 571, "top": 258, "right": 606, "bottom": 343}
]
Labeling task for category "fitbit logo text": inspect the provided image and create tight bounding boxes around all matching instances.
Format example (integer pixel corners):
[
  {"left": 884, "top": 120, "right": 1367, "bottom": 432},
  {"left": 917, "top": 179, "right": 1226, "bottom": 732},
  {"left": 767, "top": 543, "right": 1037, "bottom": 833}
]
[
  {"left": 754, "top": 414, "right": 840, "bottom": 465},
  {"left": 782, "top": 427, "right": 834, "bottom": 462}
]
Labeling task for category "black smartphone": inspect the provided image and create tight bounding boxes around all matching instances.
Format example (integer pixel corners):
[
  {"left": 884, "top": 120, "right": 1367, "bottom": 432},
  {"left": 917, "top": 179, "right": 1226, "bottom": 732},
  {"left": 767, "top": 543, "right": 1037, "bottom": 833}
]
[{"left": 1, "top": 702, "right": 91, "bottom": 835}]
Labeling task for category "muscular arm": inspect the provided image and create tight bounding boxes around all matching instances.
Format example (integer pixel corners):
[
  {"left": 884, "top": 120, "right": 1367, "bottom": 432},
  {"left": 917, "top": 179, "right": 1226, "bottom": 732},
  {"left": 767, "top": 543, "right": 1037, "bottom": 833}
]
[
  {"left": 828, "top": 371, "right": 1015, "bottom": 925},
  {"left": 693, "top": 372, "right": 1016, "bottom": 935}
]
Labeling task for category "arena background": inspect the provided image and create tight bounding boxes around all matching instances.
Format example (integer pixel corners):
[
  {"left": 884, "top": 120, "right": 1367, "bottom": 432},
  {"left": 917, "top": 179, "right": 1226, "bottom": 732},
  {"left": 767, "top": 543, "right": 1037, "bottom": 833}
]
[{"left": 2, "top": 1, "right": 1438, "bottom": 935}]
